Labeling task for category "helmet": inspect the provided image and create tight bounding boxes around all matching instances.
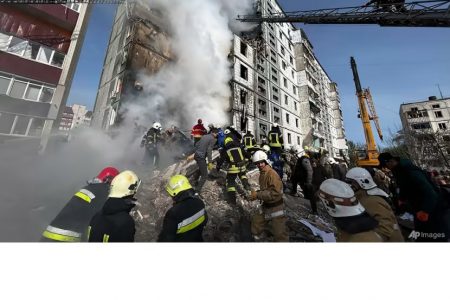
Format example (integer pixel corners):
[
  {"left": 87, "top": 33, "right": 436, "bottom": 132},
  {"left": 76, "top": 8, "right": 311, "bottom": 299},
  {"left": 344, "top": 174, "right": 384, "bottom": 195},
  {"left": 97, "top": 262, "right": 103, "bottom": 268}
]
[
  {"left": 166, "top": 174, "right": 193, "bottom": 197},
  {"left": 208, "top": 123, "right": 215, "bottom": 129},
  {"left": 262, "top": 145, "right": 271, "bottom": 153},
  {"left": 345, "top": 167, "right": 377, "bottom": 190},
  {"left": 96, "top": 167, "right": 119, "bottom": 183},
  {"left": 224, "top": 136, "right": 233, "bottom": 145},
  {"left": 198, "top": 119, "right": 202, "bottom": 124},
  {"left": 328, "top": 157, "right": 337, "bottom": 164},
  {"left": 224, "top": 129, "right": 231, "bottom": 135},
  {"left": 318, "top": 179, "right": 365, "bottom": 218},
  {"left": 109, "top": 170, "right": 141, "bottom": 198},
  {"left": 273, "top": 123, "right": 279, "bottom": 128},
  {"left": 252, "top": 150, "right": 268, "bottom": 164},
  {"left": 152, "top": 122, "right": 162, "bottom": 130},
  {"left": 229, "top": 125, "right": 235, "bottom": 129}
]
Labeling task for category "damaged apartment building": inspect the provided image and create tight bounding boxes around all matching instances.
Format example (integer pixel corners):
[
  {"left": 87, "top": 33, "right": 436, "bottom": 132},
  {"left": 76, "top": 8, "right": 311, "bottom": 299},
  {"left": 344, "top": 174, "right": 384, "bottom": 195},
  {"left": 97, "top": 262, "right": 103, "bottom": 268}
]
[{"left": 92, "top": 0, "right": 347, "bottom": 159}]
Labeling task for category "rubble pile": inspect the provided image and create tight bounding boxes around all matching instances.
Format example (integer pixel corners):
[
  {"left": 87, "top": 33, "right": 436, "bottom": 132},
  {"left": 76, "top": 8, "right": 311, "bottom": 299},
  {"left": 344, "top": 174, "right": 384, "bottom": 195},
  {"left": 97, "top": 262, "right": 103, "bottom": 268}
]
[{"left": 132, "top": 154, "right": 337, "bottom": 242}]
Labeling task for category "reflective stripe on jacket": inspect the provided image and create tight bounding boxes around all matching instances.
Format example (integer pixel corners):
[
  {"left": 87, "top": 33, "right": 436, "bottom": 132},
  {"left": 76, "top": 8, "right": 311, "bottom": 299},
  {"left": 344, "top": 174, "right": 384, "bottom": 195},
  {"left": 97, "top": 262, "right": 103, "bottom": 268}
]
[{"left": 268, "top": 132, "right": 282, "bottom": 148}]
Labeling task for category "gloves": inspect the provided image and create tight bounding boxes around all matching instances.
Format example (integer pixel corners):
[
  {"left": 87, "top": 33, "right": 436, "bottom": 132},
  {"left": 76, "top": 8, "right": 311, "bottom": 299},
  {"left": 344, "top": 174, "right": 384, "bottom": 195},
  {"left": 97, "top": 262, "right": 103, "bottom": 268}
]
[
  {"left": 249, "top": 190, "right": 258, "bottom": 201},
  {"left": 416, "top": 211, "right": 429, "bottom": 222},
  {"left": 208, "top": 162, "right": 215, "bottom": 171}
]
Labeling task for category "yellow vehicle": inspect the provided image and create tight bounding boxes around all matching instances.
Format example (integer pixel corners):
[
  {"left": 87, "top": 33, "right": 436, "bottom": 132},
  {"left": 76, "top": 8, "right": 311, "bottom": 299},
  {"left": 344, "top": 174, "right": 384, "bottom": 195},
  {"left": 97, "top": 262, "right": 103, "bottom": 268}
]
[{"left": 350, "top": 57, "right": 383, "bottom": 167}]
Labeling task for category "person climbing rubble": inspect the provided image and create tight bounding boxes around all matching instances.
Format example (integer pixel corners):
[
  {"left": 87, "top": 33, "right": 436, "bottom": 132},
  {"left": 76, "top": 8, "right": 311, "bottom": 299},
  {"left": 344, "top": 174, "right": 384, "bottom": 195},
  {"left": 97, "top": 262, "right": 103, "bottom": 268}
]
[
  {"left": 158, "top": 175, "right": 208, "bottom": 242},
  {"left": 248, "top": 150, "right": 289, "bottom": 242},
  {"left": 346, "top": 167, "right": 404, "bottom": 242},
  {"left": 318, "top": 179, "right": 384, "bottom": 242},
  {"left": 192, "top": 127, "right": 218, "bottom": 192},
  {"left": 216, "top": 136, "right": 251, "bottom": 204},
  {"left": 41, "top": 167, "right": 120, "bottom": 242},
  {"left": 191, "top": 119, "right": 207, "bottom": 145},
  {"left": 88, "top": 170, "right": 141, "bottom": 243},
  {"left": 291, "top": 148, "right": 316, "bottom": 214},
  {"left": 141, "top": 122, "right": 163, "bottom": 168}
]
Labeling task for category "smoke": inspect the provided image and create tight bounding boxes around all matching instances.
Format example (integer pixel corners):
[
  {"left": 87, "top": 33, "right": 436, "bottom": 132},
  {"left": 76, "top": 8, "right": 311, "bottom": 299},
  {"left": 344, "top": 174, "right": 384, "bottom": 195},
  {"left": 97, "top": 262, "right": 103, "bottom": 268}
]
[
  {"left": 0, "top": 0, "right": 254, "bottom": 241},
  {"left": 124, "top": 0, "right": 254, "bottom": 131}
]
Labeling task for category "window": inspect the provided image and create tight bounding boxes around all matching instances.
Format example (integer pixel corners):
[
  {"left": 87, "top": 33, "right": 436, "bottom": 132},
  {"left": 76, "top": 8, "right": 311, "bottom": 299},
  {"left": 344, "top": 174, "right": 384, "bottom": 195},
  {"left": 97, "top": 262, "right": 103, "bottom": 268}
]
[
  {"left": 284, "top": 95, "right": 288, "bottom": 105},
  {"left": 240, "top": 89, "right": 247, "bottom": 105},
  {"left": 274, "top": 116, "right": 280, "bottom": 123},
  {"left": 0, "top": 113, "right": 15, "bottom": 134},
  {"left": 411, "top": 122, "right": 431, "bottom": 130},
  {"left": 259, "top": 109, "right": 267, "bottom": 117},
  {"left": 279, "top": 30, "right": 282, "bottom": 39},
  {"left": 439, "top": 123, "right": 447, "bottom": 130},
  {"left": 289, "top": 56, "right": 293, "bottom": 64},
  {"left": 51, "top": 52, "right": 65, "bottom": 68},
  {"left": 24, "top": 84, "right": 41, "bottom": 101},
  {"left": 12, "top": 115, "right": 31, "bottom": 135},
  {"left": 271, "top": 74, "right": 278, "bottom": 82},
  {"left": 286, "top": 113, "right": 290, "bottom": 124},
  {"left": 272, "top": 86, "right": 278, "bottom": 93},
  {"left": 273, "top": 94, "right": 278, "bottom": 101},
  {"left": 435, "top": 111, "right": 443, "bottom": 118},
  {"left": 37, "top": 47, "right": 53, "bottom": 64},
  {"left": 24, "top": 42, "right": 40, "bottom": 60},
  {"left": 258, "top": 77, "right": 266, "bottom": 85},
  {"left": 281, "top": 46, "right": 285, "bottom": 56},
  {"left": 293, "top": 86, "right": 297, "bottom": 95},
  {"left": 257, "top": 64, "right": 265, "bottom": 72},
  {"left": 0, "top": 76, "right": 11, "bottom": 94},
  {"left": 282, "top": 61, "right": 287, "bottom": 70},
  {"left": 432, "top": 104, "right": 440, "bottom": 109},
  {"left": 294, "top": 102, "right": 297, "bottom": 110},
  {"left": 240, "top": 65, "right": 248, "bottom": 80},
  {"left": 289, "top": 43, "right": 292, "bottom": 51},
  {"left": 0, "top": 32, "right": 10, "bottom": 51},
  {"left": 283, "top": 77, "right": 287, "bottom": 88},
  {"left": 28, "top": 118, "right": 45, "bottom": 137},
  {"left": 7, "top": 37, "right": 27, "bottom": 56},
  {"left": 287, "top": 133, "right": 291, "bottom": 144},
  {"left": 40, "top": 87, "right": 54, "bottom": 103},
  {"left": 240, "top": 41, "right": 247, "bottom": 56},
  {"left": 274, "top": 107, "right": 280, "bottom": 113},
  {"left": 291, "top": 70, "right": 295, "bottom": 78},
  {"left": 411, "top": 107, "right": 418, "bottom": 111},
  {"left": 9, "top": 80, "right": 27, "bottom": 99},
  {"left": 296, "top": 118, "right": 299, "bottom": 127},
  {"left": 271, "top": 67, "right": 278, "bottom": 75},
  {"left": 297, "top": 136, "right": 300, "bottom": 145},
  {"left": 258, "top": 98, "right": 266, "bottom": 106}
]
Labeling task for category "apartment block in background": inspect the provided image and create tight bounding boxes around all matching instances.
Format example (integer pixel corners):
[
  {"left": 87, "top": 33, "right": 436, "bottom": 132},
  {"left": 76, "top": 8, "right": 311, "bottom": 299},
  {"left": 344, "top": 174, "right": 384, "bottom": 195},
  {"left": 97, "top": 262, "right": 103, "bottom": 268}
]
[{"left": 0, "top": 3, "right": 91, "bottom": 151}]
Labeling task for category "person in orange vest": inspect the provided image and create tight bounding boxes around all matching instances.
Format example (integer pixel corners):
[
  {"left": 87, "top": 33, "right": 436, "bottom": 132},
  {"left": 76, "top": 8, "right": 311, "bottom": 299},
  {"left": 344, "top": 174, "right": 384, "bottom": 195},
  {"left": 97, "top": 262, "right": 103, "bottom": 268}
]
[{"left": 191, "top": 119, "right": 207, "bottom": 145}]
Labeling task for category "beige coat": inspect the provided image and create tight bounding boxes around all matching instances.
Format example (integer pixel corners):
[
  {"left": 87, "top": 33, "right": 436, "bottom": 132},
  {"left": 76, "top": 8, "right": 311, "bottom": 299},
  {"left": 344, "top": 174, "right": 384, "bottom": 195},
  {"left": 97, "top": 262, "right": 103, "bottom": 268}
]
[
  {"left": 355, "top": 189, "right": 404, "bottom": 242},
  {"left": 338, "top": 230, "right": 383, "bottom": 242},
  {"left": 256, "top": 164, "right": 284, "bottom": 211}
]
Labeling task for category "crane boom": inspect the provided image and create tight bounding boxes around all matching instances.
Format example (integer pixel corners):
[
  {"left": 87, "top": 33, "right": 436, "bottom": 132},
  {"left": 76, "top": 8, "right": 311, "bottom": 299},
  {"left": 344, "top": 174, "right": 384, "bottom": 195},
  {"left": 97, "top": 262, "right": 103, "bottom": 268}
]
[
  {"left": 351, "top": 57, "right": 380, "bottom": 167},
  {"left": 237, "top": 1, "right": 450, "bottom": 27}
]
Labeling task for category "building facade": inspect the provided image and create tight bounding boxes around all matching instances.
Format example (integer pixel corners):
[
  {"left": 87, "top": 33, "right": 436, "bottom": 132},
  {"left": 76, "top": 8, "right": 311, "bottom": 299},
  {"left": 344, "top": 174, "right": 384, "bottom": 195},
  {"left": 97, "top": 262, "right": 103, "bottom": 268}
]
[
  {"left": 0, "top": 4, "right": 91, "bottom": 150},
  {"left": 92, "top": 0, "right": 347, "bottom": 158},
  {"left": 59, "top": 106, "right": 74, "bottom": 131},
  {"left": 71, "top": 103, "right": 91, "bottom": 129},
  {"left": 400, "top": 96, "right": 450, "bottom": 169}
]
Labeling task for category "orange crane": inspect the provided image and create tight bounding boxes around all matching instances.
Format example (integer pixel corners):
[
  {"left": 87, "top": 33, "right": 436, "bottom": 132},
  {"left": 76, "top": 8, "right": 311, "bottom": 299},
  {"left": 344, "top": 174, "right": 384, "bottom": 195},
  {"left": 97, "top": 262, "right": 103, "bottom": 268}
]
[{"left": 350, "top": 57, "right": 383, "bottom": 167}]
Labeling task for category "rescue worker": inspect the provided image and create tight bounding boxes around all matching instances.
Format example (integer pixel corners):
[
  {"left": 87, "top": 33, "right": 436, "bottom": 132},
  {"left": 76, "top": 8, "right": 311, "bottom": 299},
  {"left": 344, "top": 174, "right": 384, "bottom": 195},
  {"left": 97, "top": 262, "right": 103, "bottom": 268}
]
[
  {"left": 158, "top": 175, "right": 208, "bottom": 242},
  {"left": 191, "top": 119, "right": 207, "bottom": 145},
  {"left": 216, "top": 127, "right": 225, "bottom": 149},
  {"left": 88, "top": 170, "right": 141, "bottom": 242},
  {"left": 242, "top": 130, "right": 257, "bottom": 155},
  {"left": 193, "top": 128, "right": 218, "bottom": 192},
  {"left": 346, "top": 167, "right": 404, "bottom": 242},
  {"left": 41, "top": 167, "right": 120, "bottom": 242},
  {"left": 141, "top": 122, "right": 163, "bottom": 168},
  {"left": 291, "top": 149, "right": 316, "bottom": 214},
  {"left": 267, "top": 123, "right": 284, "bottom": 156},
  {"left": 378, "top": 152, "right": 448, "bottom": 242},
  {"left": 225, "top": 125, "right": 242, "bottom": 143},
  {"left": 248, "top": 150, "right": 289, "bottom": 242},
  {"left": 318, "top": 179, "right": 383, "bottom": 242},
  {"left": 216, "top": 136, "right": 251, "bottom": 204}
]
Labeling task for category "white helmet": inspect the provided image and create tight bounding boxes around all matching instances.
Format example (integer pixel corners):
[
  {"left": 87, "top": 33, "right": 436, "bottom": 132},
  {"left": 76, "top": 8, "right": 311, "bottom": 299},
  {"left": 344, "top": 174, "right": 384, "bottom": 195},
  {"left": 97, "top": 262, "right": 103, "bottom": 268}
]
[
  {"left": 252, "top": 150, "right": 268, "bottom": 164},
  {"left": 328, "top": 157, "right": 337, "bottom": 164},
  {"left": 152, "top": 122, "right": 162, "bottom": 130},
  {"left": 262, "top": 145, "right": 271, "bottom": 153},
  {"left": 224, "top": 129, "right": 231, "bottom": 135},
  {"left": 318, "top": 179, "right": 365, "bottom": 218},
  {"left": 345, "top": 167, "right": 377, "bottom": 190},
  {"left": 273, "top": 123, "right": 279, "bottom": 128},
  {"left": 109, "top": 170, "right": 141, "bottom": 198}
]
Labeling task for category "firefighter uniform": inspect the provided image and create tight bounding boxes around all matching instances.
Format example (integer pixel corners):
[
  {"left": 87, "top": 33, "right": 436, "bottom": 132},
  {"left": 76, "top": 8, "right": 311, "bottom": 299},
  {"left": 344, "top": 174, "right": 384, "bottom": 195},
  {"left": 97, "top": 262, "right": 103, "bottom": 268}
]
[
  {"left": 217, "top": 137, "right": 251, "bottom": 204},
  {"left": 141, "top": 127, "right": 162, "bottom": 167},
  {"left": 160, "top": 175, "right": 208, "bottom": 242},
  {"left": 242, "top": 132, "right": 257, "bottom": 154},
  {"left": 191, "top": 120, "right": 207, "bottom": 145},
  {"left": 41, "top": 181, "right": 109, "bottom": 242},
  {"left": 268, "top": 127, "right": 283, "bottom": 156}
]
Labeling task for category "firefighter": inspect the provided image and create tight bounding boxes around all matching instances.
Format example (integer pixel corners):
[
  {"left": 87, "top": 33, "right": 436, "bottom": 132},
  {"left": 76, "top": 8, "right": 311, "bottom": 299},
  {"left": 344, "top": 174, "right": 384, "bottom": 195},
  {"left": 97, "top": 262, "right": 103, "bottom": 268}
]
[
  {"left": 191, "top": 119, "right": 207, "bottom": 145},
  {"left": 248, "top": 150, "right": 289, "bottom": 242},
  {"left": 225, "top": 125, "right": 242, "bottom": 143},
  {"left": 318, "top": 179, "right": 383, "bottom": 242},
  {"left": 291, "top": 148, "right": 316, "bottom": 214},
  {"left": 41, "top": 167, "right": 120, "bottom": 242},
  {"left": 141, "top": 122, "right": 163, "bottom": 168},
  {"left": 193, "top": 128, "right": 218, "bottom": 192},
  {"left": 88, "top": 170, "right": 141, "bottom": 243},
  {"left": 216, "top": 136, "right": 251, "bottom": 204},
  {"left": 242, "top": 130, "right": 257, "bottom": 155},
  {"left": 267, "top": 123, "right": 284, "bottom": 156},
  {"left": 158, "top": 175, "right": 208, "bottom": 242},
  {"left": 346, "top": 167, "right": 404, "bottom": 242}
]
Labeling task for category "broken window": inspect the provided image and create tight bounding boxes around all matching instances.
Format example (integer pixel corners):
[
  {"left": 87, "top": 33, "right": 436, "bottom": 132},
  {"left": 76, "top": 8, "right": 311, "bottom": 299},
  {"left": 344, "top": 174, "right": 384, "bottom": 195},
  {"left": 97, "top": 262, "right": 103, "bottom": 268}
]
[
  {"left": 287, "top": 133, "right": 291, "bottom": 143},
  {"left": 293, "top": 86, "right": 297, "bottom": 95},
  {"left": 297, "top": 136, "right": 300, "bottom": 145},
  {"left": 289, "top": 56, "right": 293, "bottom": 65},
  {"left": 240, "top": 89, "right": 247, "bottom": 105},
  {"left": 432, "top": 104, "right": 440, "bottom": 109},
  {"left": 296, "top": 118, "right": 299, "bottom": 127},
  {"left": 286, "top": 113, "right": 290, "bottom": 124},
  {"left": 240, "top": 41, "right": 247, "bottom": 56},
  {"left": 240, "top": 64, "right": 248, "bottom": 80},
  {"left": 258, "top": 77, "right": 266, "bottom": 85},
  {"left": 283, "top": 77, "right": 287, "bottom": 88},
  {"left": 285, "top": 95, "right": 288, "bottom": 105},
  {"left": 7, "top": 37, "right": 27, "bottom": 56},
  {"left": 271, "top": 75, "right": 278, "bottom": 82},
  {"left": 273, "top": 94, "right": 279, "bottom": 102},
  {"left": 282, "top": 61, "right": 287, "bottom": 70},
  {"left": 274, "top": 107, "right": 280, "bottom": 113},
  {"left": 412, "top": 122, "right": 431, "bottom": 130},
  {"left": 258, "top": 86, "right": 266, "bottom": 95},
  {"left": 281, "top": 46, "right": 285, "bottom": 56},
  {"left": 274, "top": 116, "right": 280, "bottom": 123},
  {"left": 272, "top": 86, "right": 278, "bottom": 93},
  {"left": 294, "top": 102, "right": 297, "bottom": 110},
  {"left": 435, "top": 111, "right": 443, "bottom": 118},
  {"left": 259, "top": 109, "right": 267, "bottom": 117},
  {"left": 438, "top": 123, "right": 447, "bottom": 130}
]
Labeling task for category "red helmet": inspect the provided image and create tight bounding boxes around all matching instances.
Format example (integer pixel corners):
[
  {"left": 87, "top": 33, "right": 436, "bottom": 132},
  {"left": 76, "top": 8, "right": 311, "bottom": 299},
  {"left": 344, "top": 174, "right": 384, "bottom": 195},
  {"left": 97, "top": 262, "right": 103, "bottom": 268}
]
[
  {"left": 97, "top": 167, "right": 120, "bottom": 183},
  {"left": 198, "top": 119, "right": 202, "bottom": 124}
]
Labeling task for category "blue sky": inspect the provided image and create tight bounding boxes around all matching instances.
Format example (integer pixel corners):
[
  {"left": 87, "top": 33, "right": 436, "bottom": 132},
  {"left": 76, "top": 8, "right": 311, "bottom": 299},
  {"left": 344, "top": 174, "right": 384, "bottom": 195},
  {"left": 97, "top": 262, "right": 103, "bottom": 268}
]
[{"left": 67, "top": 1, "right": 450, "bottom": 144}]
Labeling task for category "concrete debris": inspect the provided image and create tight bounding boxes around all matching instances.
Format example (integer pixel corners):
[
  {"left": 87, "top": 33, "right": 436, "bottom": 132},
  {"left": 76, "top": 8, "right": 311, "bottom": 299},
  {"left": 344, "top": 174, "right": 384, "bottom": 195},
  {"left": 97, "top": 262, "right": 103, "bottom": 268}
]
[{"left": 133, "top": 151, "right": 337, "bottom": 242}]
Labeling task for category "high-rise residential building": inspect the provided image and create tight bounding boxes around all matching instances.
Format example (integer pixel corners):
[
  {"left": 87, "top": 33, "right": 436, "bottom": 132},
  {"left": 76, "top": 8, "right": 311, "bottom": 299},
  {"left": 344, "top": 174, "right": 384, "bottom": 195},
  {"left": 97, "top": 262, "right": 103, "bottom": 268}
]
[
  {"left": 0, "top": 4, "right": 91, "bottom": 150},
  {"left": 400, "top": 96, "right": 450, "bottom": 169},
  {"left": 59, "top": 106, "right": 74, "bottom": 132},
  {"left": 92, "top": 0, "right": 347, "bottom": 159},
  {"left": 71, "top": 103, "right": 89, "bottom": 129}
]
